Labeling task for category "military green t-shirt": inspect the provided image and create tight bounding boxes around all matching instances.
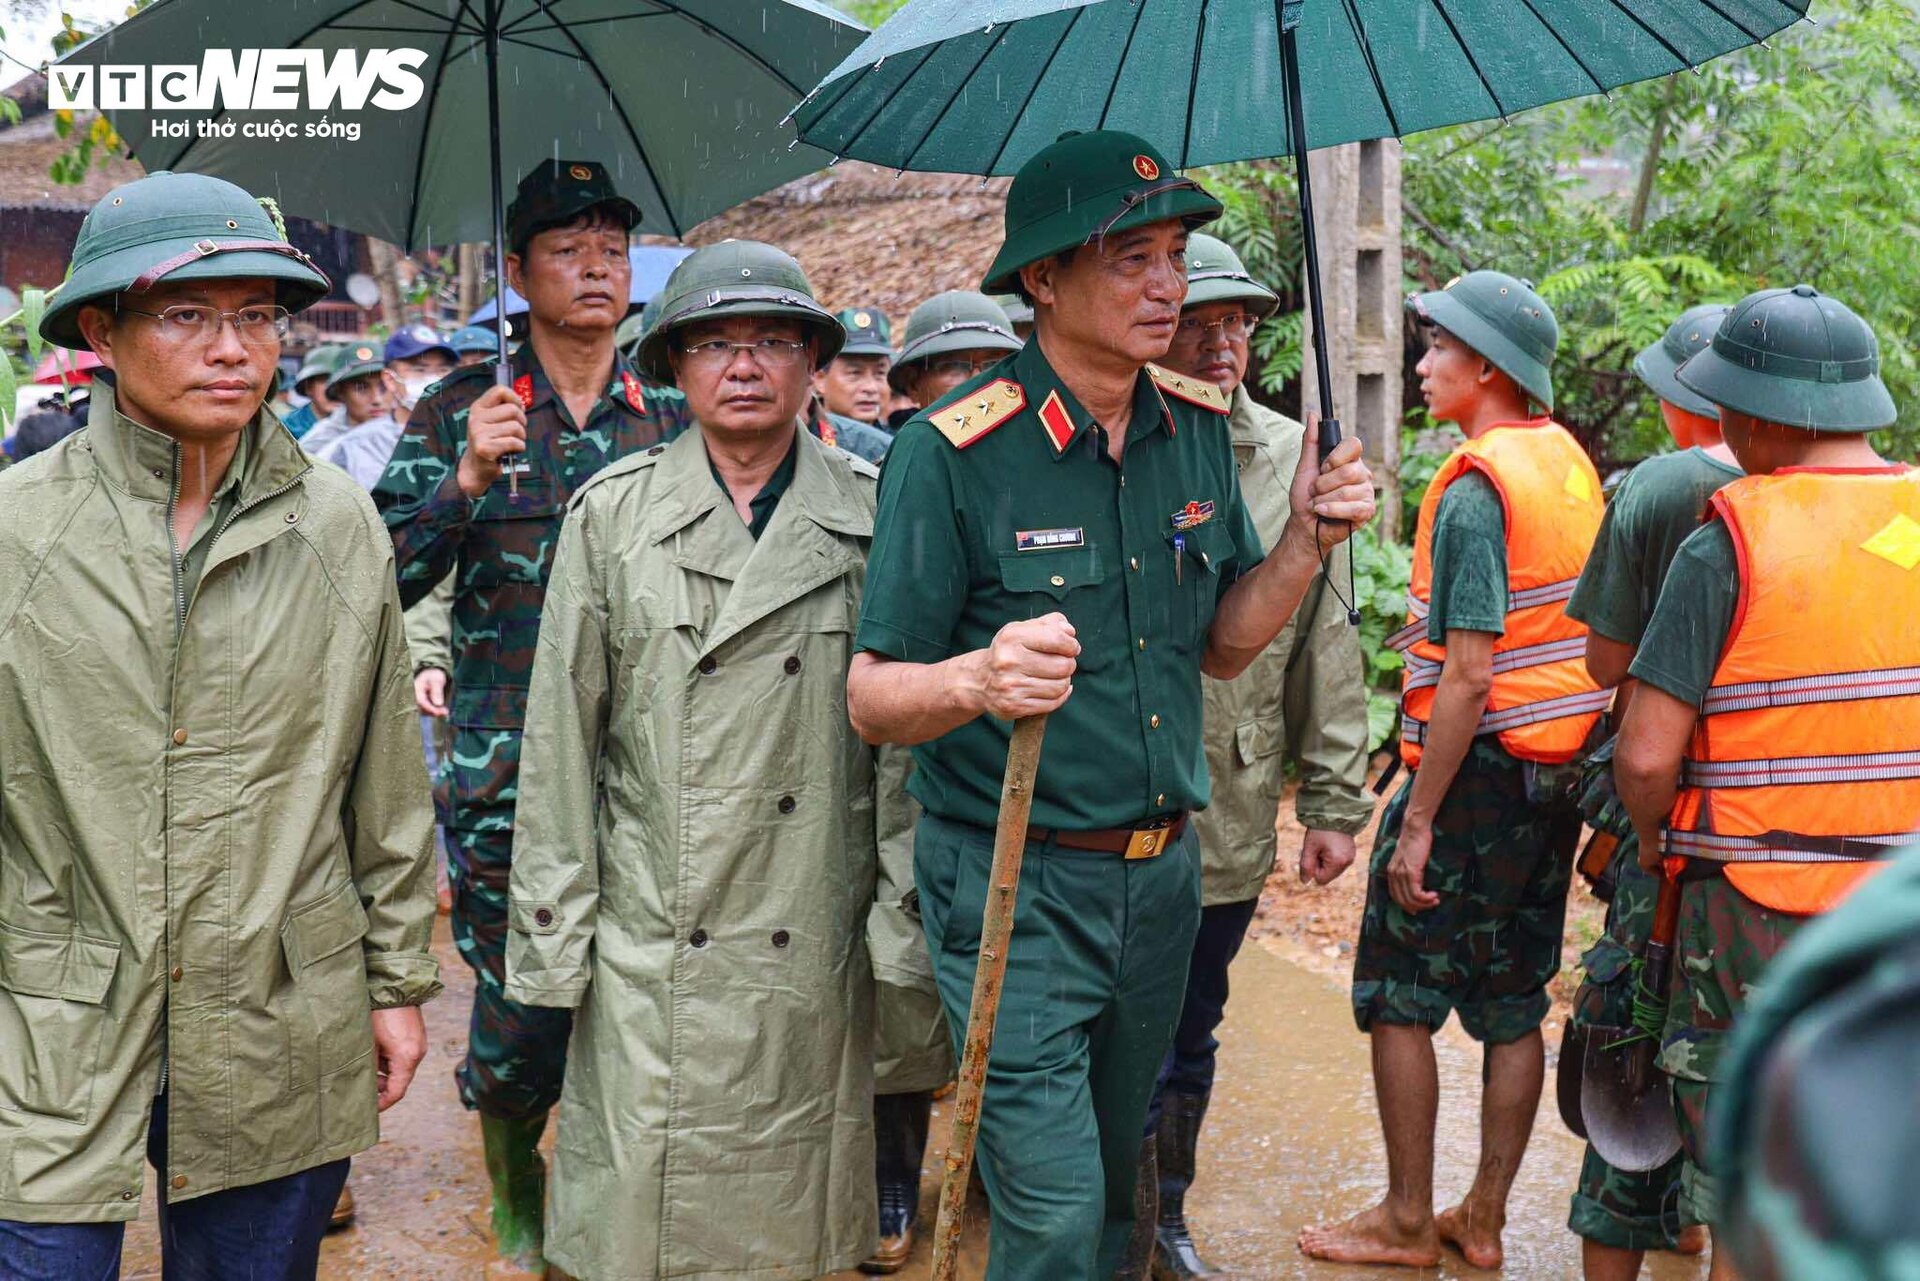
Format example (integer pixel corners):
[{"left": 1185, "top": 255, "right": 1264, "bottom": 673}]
[
  {"left": 1568, "top": 448, "right": 1742, "bottom": 646},
  {"left": 856, "top": 339, "right": 1263, "bottom": 831},
  {"left": 1427, "top": 471, "right": 1508, "bottom": 640},
  {"left": 709, "top": 435, "right": 797, "bottom": 540},
  {"left": 1626, "top": 521, "right": 1740, "bottom": 709}
]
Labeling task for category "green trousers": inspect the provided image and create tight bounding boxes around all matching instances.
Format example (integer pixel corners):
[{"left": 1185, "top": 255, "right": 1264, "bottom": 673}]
[{"left": 914, "top": 813, "right": 1202, "bottom": 1280}]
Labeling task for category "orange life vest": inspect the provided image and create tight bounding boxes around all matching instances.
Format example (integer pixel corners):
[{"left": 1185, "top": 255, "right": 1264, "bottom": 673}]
[
  {"left": 1393, "top": 421, "right": 1609, "bottom": 770},
  {"left": 1667, "top": 467, "right": 1920, "bottom": 914}
]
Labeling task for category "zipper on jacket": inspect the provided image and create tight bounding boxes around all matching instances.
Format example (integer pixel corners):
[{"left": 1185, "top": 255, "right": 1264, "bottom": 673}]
[{"left": 157, "top": 439, "right": 185, "bottom": 1101}]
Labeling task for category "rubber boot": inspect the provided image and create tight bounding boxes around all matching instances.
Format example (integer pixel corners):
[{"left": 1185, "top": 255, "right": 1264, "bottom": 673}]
[
  {"left": 1152, "top": 1091, "right": 1219, "bottom": 1279},
  {"left": 481, "top": 1112, "right": 549, "bottom": 1277},
  {"left": 861, "top": 1090, "right": 933, "bottom": 1274},
  {"left": 1113, "top": 1136, "right": 1159, "bottom": 1280}
]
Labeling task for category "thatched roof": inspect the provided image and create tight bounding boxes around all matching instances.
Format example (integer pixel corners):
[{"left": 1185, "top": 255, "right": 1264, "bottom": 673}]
[
  {"left": 0, "top": 104, "right": 145, "bottom": 211},
  {"left": 686, "top": 161, "right": 1009, "bottom": 333}
]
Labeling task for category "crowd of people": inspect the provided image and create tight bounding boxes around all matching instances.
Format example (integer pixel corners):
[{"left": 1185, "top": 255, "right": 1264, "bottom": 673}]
[{"left": 0, "top": 127, "right": 1911, "bottom": 1281}]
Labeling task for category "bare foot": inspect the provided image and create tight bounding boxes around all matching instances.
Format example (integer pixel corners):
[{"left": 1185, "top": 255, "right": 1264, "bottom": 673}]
[
  {"left": 1299, "top": 1203, "right": 1442, "bottom": 1268},
  {"left": 1437, "top": 1201, "right": 1505, "bottom": 1270},
  {"left": 1668, "top": 1224, "right": 1710, "bottom": 1256}
]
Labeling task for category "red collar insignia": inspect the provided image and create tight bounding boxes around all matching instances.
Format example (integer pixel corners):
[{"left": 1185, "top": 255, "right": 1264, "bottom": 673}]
[
  {"left": 512, "top": 373, "right": 534, "bottom": 410},
  {"left": 817, "top": 415, "right": 838, "bottom": 447},
  {"left": 1038, "top": 390, "right": 1076, "bottom": 455},
  {"left": 620, "top": 370, "right": 648, "bottom": 416}
]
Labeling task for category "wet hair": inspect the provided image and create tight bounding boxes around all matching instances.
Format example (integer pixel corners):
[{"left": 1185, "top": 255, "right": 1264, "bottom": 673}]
[
  {"left": 513, "top": 202, "right": 632, "bottom": 259},
  {"left": 8, "top": 409, "right": 84, "bottom": 461}
]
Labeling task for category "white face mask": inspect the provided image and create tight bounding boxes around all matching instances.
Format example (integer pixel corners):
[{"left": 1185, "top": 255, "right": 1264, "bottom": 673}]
[{"left": 397, "top": 373, "right": 439, "bottom": 408}]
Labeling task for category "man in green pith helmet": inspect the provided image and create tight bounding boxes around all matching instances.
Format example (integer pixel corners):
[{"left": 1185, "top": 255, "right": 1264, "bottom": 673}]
[
  {"left": 300, "top": 340, "right": 395, "bottom": 456},
  {"left": 1142, "top": 232, "right": 1373, "bottom": 1279},
  {"left": 372, "top": 158, "right": 693, "bottom": 1278},
  {"left": 806, "top": 305, "right": 896, "bottom": 462},
  {"left": 1615, "top": 285, "right": 1915, "bottom": 1281},
  {"left": 505, "top": 238, "right": 883, "bottom": 1280},
  {"left": 283, "top": 342, "right": 342, "bottom": 437},
  {"left": 0, "top": 170, "right": 440, "bottom": 1276},
  {"left": 847, "top": 129, "right": 1376, "bottom": 1281},
  {"left": 1560, "top": 303, "right": 1734, "bottom": 1280}
]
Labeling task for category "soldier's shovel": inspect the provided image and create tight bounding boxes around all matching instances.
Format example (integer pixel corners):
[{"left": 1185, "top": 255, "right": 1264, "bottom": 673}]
[
  {"left": 1579, "top": 862, "right": 1685, "bottom": 1173},
  {"left": 929, "top": 714, "right": 1048, "bottom": 1281}
]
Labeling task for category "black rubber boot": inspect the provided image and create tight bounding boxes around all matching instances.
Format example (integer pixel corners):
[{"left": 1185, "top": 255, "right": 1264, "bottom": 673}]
[
  {"left": 1152, "top": 1090, "right": 1219, "bottom": 1279},
  {"left": 860, "top": 1090, "right": 933, "bottom": 1275},
  {"left": 1113, "top": 1136, "right": 1158, "bottom": 1280}
]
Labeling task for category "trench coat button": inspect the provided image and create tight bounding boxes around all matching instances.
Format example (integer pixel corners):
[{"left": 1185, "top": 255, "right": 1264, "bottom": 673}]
[
  {"left": 697, "top": 656, "right": 717, "bottom": 675},
  {"left": 172, "top": 728, "right": 189, "bottom": 746},
  {"left": 783, "top": 656, "right": 801, "bottom": 675},
  {"left": 777, "top": 795, "right": 796, "bottom": 815},
  {"left": 170, "top": 1175, "right": 188, "bottom": 1190},
  {"left": 170, "top": 965, "right": 183, "bottom": 982},
  {"left": 689, "top": 929, "right": 708, "bottom": 948},
  {"left": 533, "top": 908, "right": 554, "bottom": 928},
  {"left": 771, "top": 930, "right": 790, "bottom": 948},
  {"left": 284, "top": 511, "right": 298, "bottom": 524},
  {"left": 121, "top": 1189, "right": 137, "bottom": 1201}
]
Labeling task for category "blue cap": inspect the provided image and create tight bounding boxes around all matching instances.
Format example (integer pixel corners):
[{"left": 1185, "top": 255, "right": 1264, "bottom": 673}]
[
  {"left": 447, "top": 325, "right": 499, "bottom": 355},
  {"left": 384, "top": 323, "right": 457, "bottom": 364}
]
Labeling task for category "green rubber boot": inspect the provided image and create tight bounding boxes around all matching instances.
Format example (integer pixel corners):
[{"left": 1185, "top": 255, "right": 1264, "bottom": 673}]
[{"left": 481, "top": 1112, "right": 549, "bottom": 1274}]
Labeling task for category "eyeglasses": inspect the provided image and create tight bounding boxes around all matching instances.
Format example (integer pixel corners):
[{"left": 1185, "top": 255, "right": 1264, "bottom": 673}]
[
  {"left": 677, "top": 337, "right": 810, "bottom": 370},
  {"left": 927, "top": 355, "right": 1002, "bottom": 379},
  {"left": 118, "top": 303, "right": 291, "bottom": 345},
  {"left": 1174, "top": 312, "right": 1258, "bottom": 343}
]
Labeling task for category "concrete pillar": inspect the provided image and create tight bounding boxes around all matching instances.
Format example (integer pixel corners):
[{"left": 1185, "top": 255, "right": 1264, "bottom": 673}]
[{"left": 1299, "top": 138, "right": 1405, "bottom": 540}]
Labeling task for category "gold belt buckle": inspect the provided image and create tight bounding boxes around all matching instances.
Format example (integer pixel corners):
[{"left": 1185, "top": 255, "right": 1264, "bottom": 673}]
[{"left": 1124, "top": 825, "right": 1169, "bottom": 860}]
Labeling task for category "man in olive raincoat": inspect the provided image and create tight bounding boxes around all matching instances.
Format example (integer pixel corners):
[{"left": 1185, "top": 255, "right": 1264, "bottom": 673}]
[
  {"left": 0, "top": 172, "right": 440, "bottom": 1276},
  {"left": 505, "top": 240, "right": 882, "bottom": 1280}
]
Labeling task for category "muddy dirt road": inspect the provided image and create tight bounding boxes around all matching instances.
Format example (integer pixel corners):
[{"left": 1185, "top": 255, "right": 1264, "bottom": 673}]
[{"left": 122, "top": 915, "right": 1704, "bottom": 1279}]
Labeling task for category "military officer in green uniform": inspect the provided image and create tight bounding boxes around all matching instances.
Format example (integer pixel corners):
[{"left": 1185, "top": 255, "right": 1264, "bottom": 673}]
[
  {"left": 1561, "top": 304, "right": 1734, "bottom": 1280},
  {"left": 1140, "top": 234, "right": 1374, "bottom": 1278},
  {"left": 847, "top": 129, "right": 1376, "bottom": 1280},
  {"left": 816, "top": 305, "right": 895, "bottom": 424},
  {"left": 505, "top": 239, "right": 882, "bottom": 1281},
  {"left": 888, "top": 290, "right": 1024, "bottom": 410},
  {"left": 372, "top": 158, "right": 692, "bottom": 1276}
]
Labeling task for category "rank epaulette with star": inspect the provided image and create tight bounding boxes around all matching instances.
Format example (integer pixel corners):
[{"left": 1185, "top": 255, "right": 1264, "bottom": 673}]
[
  {"left": 930, "top": 378, "right": 1027, "bottom": 449},
  {"left": 1148, "top": 363, "right": 1229, "bottom": 414}
]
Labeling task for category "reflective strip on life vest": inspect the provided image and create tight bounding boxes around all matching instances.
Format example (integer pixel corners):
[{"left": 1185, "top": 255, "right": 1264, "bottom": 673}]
[
  {"left": 1681, "top": 748, "right": 1920, "bottom": 790},
  {"left": 1400, "top": 636, "right": 1590, "bottom": 694},
  {"left": 1389, "top": 577, "right": 1580, "bottom": 655},
  {"left": 1386, "top": 618, "right": 1426, "bottom": 653},
  {"left": 1699, "top": 665, "right": 1920, "bottom": 717},
  {"left": 1665, "top": 828, "right": 1910, "bottom": 864},
  {"left": 1401, "top": 686, "right": 1615, "bottom": 746}
]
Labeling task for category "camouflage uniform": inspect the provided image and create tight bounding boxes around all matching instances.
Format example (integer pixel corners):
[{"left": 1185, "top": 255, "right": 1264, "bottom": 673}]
[
  {"left": 373, "top": 347, "right": 690, "bottom": 1118},
  {"left": 1353, "top": 740, "right": 1580, "bottom": 1044}
]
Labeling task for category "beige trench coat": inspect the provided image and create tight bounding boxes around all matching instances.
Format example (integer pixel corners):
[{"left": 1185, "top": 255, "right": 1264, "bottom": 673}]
[
  {"left": 0, "top": 385, "right": 440, "bottom": 1220},
  {"left": 506, "top": 427, "right": 881, "bottom": 1280},
  {"left": 1197, "top": 388, "right": 1374, "bottom": 905}
]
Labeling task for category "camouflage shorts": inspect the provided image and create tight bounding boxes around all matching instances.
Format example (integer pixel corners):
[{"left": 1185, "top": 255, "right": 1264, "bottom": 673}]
[
  {"left": 1566, "top": 829, "right": 1693, "bottom": 1248},
  {"left": 1352, "top": 739, "right": 1580, "bottom": 1045},
  {"left": 1658, "top": 875, "right": 1807, "bottom": 1226}
]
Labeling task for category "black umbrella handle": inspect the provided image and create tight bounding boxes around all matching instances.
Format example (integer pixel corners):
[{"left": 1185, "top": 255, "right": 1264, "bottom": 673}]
[
  {"left": 1280, "top": 22, "right": 1340, "bottom": 465},
  {"left": 485, "top": 14, "right": 519, "bottom": 500}
]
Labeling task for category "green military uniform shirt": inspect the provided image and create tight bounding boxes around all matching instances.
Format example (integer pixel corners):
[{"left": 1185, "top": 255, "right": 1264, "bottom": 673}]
[
  {"left": 1426, "top": 471, "right": 1510, "bottom": 640},
  {"left": 1568, "top": 447, "right": 1742, "bottom": 646},
  {"left": 1627, "top": 522, "right": 1741, "bottom": 709},
  {"left": 856, "top": 338, "right": 1263, "bottom": 831}
]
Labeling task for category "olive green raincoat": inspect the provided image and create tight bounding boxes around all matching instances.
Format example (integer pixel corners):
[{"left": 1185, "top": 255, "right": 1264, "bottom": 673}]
[
  {"left": 506, "top": 426, "right": 881, "bottom": 1280},
  {"left": 870, "top": 752, "right": 952, "bottom": 1094},
  {"left": 1197, "top": 388, "right": 1372, "bottom": 904},
  {"left": 0, "top": 383, "right": 441, "bottom": 1221}
]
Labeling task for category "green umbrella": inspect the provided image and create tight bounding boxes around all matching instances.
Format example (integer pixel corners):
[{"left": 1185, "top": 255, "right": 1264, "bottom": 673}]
[{"left": 793, "top": 0, "right": 1807, "bottom": 456}]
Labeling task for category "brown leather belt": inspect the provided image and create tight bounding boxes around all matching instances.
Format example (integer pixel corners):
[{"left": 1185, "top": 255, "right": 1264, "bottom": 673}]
[{"left": 1027, "top": 813, "right": 1189, "bottom": 860}]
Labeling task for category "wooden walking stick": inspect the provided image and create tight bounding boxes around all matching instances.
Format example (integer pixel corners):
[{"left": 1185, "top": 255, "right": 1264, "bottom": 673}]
[{"left": 929, "top": 713, "right": 1048, "bottom": 1280}]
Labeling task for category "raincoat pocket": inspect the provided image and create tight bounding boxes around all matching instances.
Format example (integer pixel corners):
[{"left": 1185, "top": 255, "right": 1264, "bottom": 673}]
[
  {"left": 280, "top": 882, "right": 373, "bottom": 1091},
  {"left": 1233, "top": 716, "right": 1285, "bottom": 767},
  {"left": 0, "top": 923, "right": 119, "bottom": 1122}
]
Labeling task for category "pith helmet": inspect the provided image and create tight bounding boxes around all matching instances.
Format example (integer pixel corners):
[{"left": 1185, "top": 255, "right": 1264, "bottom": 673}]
[
  {"left": 1407, "top": 271, "right": 1559, "bottom": 411},
  {"left": 326, "top": 342, "right": 386, "bottom": 394},
  {"left": 1633, "top": 304, "right": 1730, "bottom": 419},
  {"left": 1182, "top": 233, "right": 1279, "bottom": 318},
  {"left": 447, "top": 325, "right": 499, "bottom": 355},
  {"left": 992, "top": 292, "right": 1035, "bottom": 327},
  {"left": 889, "top": 292, "right": 1022, "bottom": 392},
  {"left": 835, "top": 307, "right": 894, "bottom": 358},
  {"left": 636, "top": 240, "right": 842, "bottom": 383},
  {"left": 41, "top": 171, "right": 330, "bottom": 351},
  {"left": 293, "top": 344, "right": 343, "bottom": 391},
  {"left": 981, "top": 130, "right": 1222, "bottom": 295},
  {"left": 1676, "top": 285, "right": 1896, "bottom": 432}
]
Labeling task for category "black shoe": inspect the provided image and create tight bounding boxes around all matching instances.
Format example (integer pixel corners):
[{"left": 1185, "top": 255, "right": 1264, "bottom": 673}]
[
  {"left": 1151, "top": 1091, "right": 1218, "bottom": 1279},
  {"left": 861, "top": 1091, "right": 933, "bottom": 1275}
]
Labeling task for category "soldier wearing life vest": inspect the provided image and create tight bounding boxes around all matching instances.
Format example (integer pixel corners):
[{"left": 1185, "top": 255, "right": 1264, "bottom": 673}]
[
  {"left": 1614, "top": 285, "right": 1910, "bottom": 1281},
  {"left": 1305, "top": 271, "right": 1608, "bottom": 1271}
]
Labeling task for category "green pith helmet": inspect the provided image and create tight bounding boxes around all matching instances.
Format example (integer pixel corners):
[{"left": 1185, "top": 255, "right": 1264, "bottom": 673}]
[
  {"left": 41, "top": 171, "right": 330, "bottom": 351},
  {"left": 991, "top": 292, "right": 1035, "bottom": 327},
  {"left": 981, "top": 130, "right": 1222, "bottom": 295},
  {"left": 888, "top": 292, "right": 1023, "bottom": 392},
  {"left": 325, "top": 341, "right": 386, "bottom": 394},
  {"left": 835, "top": 307, "right": 894, "bottom": 358},
  {"left": 1182, "top": 233, "right": 1280, "bottom": 318},
  {"left": 294, "top": 344, "right": 343, "bottom": 392},
  {"left": 636, "top": 240, "right": 842, "bottom": 384},
  {"left": 447, "top": 324, "right": 499, "bottom": 355},
  {"left": 1633, "top": 304, "right": 1730, "bottom": 420},
  {"left": 614, "top": 310, "right": 650, "bottom": 350},
  {"left": 1676, "top": 285, "right": 1897, "bottom": 432},
  {"left": 1407, "top": 270, "right": 1560, "bottom": 411},
  {"left": 1713, "top": 844, "right": 1920, "bottom": 1280}
]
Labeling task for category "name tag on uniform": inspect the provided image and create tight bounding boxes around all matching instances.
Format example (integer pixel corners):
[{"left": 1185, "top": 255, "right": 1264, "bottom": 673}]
[
  {"left": 1015, "top": 527, "right": 1085, "bottom": 551},
  {"left": 500, "top": 457, "right": 534, "bottom": 477}
]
